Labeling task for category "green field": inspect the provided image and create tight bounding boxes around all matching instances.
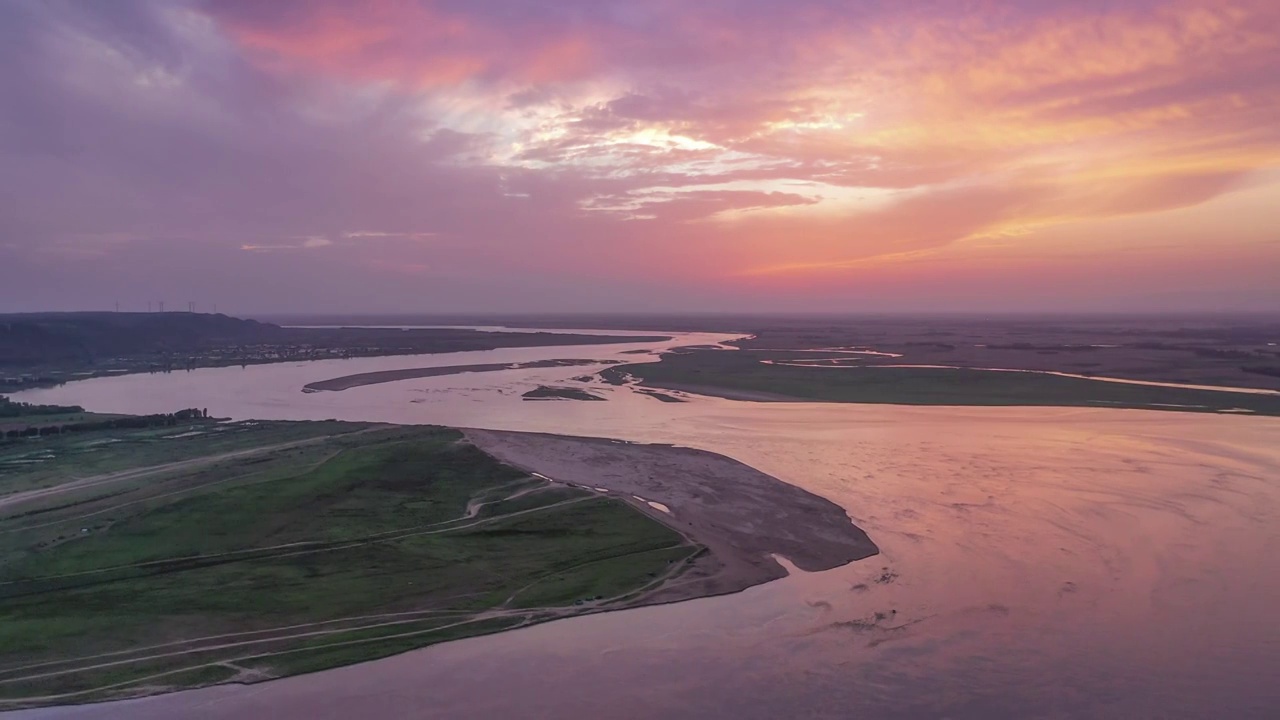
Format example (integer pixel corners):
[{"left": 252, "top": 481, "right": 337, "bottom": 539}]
[
  {"left": 0, "top": 421, "right": 695, "bottom": 707},
  {"left": 0, "top": 419, "right": 359, "bottom": 496},
  {"left": 621, "top": 350, "right": 1280, "bottom": 415}
]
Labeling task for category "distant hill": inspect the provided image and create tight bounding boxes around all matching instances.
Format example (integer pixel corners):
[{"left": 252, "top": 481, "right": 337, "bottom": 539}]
[
  {"left": 0, "top": 313, "right": 284, "bottom": 367},
  {"left": 0, "top": 312, "right": 667, "bottom": 391}
]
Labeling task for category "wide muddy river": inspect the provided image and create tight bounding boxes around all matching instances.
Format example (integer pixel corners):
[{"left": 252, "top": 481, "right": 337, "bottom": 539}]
[{"left": 8, "top": 330, "right": 1280, "bottom": 719}]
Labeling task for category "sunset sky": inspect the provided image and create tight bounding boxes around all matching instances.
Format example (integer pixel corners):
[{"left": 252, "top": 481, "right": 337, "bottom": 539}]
[{"left": 2, "top": 0, "right": 1277, "bottom": 313}]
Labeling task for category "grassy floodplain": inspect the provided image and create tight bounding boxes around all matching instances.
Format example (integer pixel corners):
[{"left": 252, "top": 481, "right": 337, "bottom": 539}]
[
  {"left": 618, "top": 349, "right": 1280, "bottom": 415},
  {"left": 0, "top": 419, "right": 695, "bottom": 707}
]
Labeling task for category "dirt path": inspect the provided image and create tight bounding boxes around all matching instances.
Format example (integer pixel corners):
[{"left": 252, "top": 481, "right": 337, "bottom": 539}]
[
  {"left": 0, "top": 608, "right": 474, "bottom": 678},
  {"left": 0, "top": 615, "right": 517, "bottom": 705}
]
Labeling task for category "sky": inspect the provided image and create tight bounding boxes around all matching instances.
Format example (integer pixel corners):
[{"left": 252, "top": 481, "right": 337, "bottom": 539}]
[{"left": 1, "top": 0, "right": 1277, "bottom": 315}]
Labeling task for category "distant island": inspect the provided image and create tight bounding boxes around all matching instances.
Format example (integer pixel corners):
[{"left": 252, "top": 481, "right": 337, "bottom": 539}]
[{"left": 0, "top": 312, "right": 666, "bottom": 392}]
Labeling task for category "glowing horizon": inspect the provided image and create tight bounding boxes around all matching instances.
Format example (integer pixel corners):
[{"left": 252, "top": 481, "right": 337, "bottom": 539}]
[{"left": 1, "top": 0, "right": 1277, "bottom": 313}]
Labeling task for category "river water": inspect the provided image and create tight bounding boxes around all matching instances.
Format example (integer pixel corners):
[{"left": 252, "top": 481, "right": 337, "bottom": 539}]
[{"left": 7, "top": 330, "right": 1280, "bottom": 719}]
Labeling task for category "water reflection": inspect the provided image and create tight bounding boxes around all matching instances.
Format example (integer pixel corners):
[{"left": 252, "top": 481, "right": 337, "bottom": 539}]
[{"left": 7, "top": 331, "right": 1280, "bottom": 719}]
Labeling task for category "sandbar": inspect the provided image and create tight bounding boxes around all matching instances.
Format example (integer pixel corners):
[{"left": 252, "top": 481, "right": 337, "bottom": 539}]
[
  {"left": 521, "top": 386, "right": 606, "bottom": 401},
  {"left": 464, "top": 429, "right": 879, "bottom": 602},
  {"left": 303, "top": 359, "right": 611, "bottom": 392}
]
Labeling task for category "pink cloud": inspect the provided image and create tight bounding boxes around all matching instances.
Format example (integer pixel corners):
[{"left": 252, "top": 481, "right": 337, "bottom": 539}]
[{"left": 1, "top": 0, "right": 1277, "bottom": 312}]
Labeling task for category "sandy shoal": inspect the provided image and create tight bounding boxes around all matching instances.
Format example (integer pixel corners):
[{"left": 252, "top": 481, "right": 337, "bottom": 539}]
[{"left": 464, "top": 428, "right": 879, "bottom": 603}]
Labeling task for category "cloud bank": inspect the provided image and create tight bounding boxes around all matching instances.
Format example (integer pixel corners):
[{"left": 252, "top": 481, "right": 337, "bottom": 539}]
[{"left": 1, "top": 0, "right": 1277, "bottom": 312}]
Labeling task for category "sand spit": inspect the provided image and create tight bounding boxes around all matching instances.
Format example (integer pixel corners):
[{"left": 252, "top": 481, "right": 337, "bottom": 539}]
[
  {"left": 464, "top": 429, "right": 879, "bottom": 602},
  {"left": 302, "top": 359, "right": 611, "bottom": 392}
]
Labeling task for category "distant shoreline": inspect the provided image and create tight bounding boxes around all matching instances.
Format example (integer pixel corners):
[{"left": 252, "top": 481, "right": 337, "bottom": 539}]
[
  {"left": 616, "top": 349, "right": 1280, "bottom": 416},
  {"left": 0, "top": 312, "right": 666, "bottom": 393}
]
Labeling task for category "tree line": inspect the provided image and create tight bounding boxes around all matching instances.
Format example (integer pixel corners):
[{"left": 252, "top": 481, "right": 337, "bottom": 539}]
[
  {"left": 3, "top": 408, "right": 210, "bottom": 440},
  {"left": 0, "top": 395, "right": 84, "bottom": 418}
]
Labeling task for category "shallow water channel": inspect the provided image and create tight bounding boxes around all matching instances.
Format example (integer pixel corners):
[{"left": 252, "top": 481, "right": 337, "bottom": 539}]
[{"left": 9, "top": 330, "right": 1280, "bottom": 719}]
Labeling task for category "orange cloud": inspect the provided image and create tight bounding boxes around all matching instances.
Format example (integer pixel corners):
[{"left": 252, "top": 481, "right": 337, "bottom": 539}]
[{"left": 204, "top": 0, "right": 1280, "bottom": 291}]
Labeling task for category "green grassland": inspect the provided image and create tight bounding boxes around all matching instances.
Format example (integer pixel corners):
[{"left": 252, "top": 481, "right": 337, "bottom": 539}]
[
  {"left": 621, "top": 349, "right": 1280, "bottom": 415},
  {"left": 0, "top": 419, "right": 360, "bottom": 496},
  {"left": 0, "top": 421, "right": 695, "bottom": 707}
]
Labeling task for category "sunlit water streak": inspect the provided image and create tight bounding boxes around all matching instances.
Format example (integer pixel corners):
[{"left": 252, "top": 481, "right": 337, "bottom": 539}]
[{"left": 7, "top": 330, "right": 1280, "bottom": 719}]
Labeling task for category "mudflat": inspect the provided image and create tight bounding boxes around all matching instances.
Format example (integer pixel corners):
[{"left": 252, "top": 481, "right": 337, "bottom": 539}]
[{"left": 465, "top": 429, "right": 879, "bottom": 601}]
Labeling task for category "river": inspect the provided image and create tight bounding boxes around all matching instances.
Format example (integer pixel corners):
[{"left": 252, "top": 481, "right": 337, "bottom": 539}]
[{"left": 7, "top": 330, "right": 1280, "bottom": 719}]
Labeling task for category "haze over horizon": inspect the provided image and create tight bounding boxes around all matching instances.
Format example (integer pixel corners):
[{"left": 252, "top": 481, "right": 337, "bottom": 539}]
[{"left": 2, "top": 0, "right": 1278, "bottom": 315}]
